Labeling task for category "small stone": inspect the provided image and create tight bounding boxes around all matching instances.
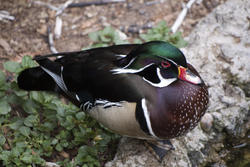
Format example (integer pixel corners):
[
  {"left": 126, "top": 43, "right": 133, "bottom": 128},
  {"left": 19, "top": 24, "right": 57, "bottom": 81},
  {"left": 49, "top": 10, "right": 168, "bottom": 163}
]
[
  {"left": 36, "top": 24, "right": 47, "bottom": 35},
  {"left": 200, "top": 113, "right": 213, "bottom": 132},
  {"left": 59, "top": 151, "right": 69, "bottom": 158}
]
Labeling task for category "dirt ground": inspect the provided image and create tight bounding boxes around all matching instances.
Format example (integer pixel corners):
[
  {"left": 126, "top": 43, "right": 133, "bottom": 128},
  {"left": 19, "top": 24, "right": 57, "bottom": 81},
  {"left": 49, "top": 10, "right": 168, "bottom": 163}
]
[{"left": 0, "top": 0, "right": 227, "bottom": 65}]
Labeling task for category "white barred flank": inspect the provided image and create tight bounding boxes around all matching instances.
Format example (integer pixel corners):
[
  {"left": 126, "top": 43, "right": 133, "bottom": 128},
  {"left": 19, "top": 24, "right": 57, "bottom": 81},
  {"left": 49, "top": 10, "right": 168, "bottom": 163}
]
[{"left": 79, "top": 99, "right": 122, "bottom": 111}]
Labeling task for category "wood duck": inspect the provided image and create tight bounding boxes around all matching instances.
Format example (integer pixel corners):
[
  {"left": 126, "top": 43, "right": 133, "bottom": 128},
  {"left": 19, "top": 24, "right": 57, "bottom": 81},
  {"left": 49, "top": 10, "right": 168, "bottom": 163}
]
[{"left": 17, "top": 41, "right": 209, "bottom": 161}]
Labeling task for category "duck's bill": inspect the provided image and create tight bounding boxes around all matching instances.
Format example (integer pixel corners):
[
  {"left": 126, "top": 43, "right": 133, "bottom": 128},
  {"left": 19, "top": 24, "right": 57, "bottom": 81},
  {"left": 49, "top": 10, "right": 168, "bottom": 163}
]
[{"left": 178, "top": 66, "right": 203, "bottom": 85}]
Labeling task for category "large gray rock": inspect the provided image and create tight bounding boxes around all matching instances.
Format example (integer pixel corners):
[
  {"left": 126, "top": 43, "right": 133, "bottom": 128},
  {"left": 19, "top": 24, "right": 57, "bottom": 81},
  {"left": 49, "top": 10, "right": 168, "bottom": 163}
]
[{"left": 105, "top": 0, "right": 250, "bottom": 166}]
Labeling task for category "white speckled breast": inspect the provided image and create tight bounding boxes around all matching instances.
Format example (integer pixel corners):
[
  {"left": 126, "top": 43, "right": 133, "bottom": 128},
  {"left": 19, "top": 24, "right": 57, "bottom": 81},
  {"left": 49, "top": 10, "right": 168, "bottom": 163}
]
[{"left": 171, "top": 84, "right": 209, "bottom": 137}]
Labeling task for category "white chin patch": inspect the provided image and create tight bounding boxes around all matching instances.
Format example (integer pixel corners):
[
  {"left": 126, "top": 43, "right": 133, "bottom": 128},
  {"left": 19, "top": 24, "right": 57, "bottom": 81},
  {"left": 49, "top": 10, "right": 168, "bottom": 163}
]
[
  {"left": 186, "top": 74, "right": 202, "bottom": 84},
  {"left": 143, "top": 68, "right": 176, "bottom": 88}
]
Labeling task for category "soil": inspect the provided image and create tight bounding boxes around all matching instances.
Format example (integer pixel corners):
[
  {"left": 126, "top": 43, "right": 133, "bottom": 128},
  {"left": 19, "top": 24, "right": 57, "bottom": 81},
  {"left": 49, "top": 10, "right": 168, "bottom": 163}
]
[
  {"left": 0, "top": 0, "right": 228, "bottom": 165},
  {"left": 0, "top": 0, "right": 227, "bottom": 64}
]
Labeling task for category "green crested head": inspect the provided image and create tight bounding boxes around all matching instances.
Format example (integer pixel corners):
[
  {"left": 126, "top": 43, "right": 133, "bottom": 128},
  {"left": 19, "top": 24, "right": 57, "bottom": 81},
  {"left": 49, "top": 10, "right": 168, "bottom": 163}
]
[
  {"left": 127, "top": 41, "right": 187, "bottom": 70},
  {"left": 112, "top": 41, "right": 203, "bottom": 87}
]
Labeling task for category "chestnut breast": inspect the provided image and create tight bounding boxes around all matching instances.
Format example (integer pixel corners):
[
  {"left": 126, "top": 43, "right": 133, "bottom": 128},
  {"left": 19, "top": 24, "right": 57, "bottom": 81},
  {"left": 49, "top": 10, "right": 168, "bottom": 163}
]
[{"left": 149, "top": 76, "right": 209, "bottom": 139}]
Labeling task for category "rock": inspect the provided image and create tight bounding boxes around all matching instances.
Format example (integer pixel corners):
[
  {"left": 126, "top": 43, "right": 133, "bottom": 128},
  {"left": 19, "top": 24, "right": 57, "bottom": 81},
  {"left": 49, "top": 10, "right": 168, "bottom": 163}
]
[
  {"left": 105, "top": 0, "right": 250, "bottom": 166},
  {"left": 200, "top": 113, "right": 213, "bottom": 132}
]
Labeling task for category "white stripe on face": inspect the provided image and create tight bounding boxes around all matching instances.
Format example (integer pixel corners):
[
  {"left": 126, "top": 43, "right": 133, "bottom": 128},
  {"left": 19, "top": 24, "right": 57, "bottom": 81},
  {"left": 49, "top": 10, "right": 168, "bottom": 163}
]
[
  {"left": 142, "top": 68, "right": 177, "bottom": 88},
  {"left": 116, "top": 54, "right": 127, "bottom": 58},
  {"left": 122, "top": 57, "right": 136, "bottom": 68},
  {"left": 111, "top": 63, "right": 154, "bottom": 74}
]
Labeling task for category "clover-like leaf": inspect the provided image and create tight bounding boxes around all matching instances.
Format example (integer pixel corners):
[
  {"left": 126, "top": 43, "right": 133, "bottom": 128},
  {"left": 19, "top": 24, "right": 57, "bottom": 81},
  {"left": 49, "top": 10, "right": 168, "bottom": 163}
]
[
  {"left": 0, "top": 70, "right": 6, "bottom": 87},
  {"left": 20, "top": 152, "right": 32, "bottom": 163},
  {"left": 3, "top": 61, "right": 22, "bottom": 73},
  {"left": 24, "top": 115, "right": 38, "bottom": 127},
  {"left": 19, "top": 126, "right": 31, "bottom": 137},
  {"left": 21, "top": 56, "right": 37, "bottom": 69},
  {"left": 9, "top": 119, "right": 23, "bottom": 130},
  {"left": 0, "top": 101, "right": 11, "bottom": 115},
  {"left": 0, "top": 134, "right": 6, "bottom": 146}
]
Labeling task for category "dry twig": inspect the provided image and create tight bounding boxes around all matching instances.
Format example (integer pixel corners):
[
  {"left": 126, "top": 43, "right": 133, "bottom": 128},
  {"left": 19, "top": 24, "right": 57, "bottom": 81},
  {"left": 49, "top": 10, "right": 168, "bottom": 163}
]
[
  {"left": 56, "top": 0, "right": 75, "bottom": 16},
  {"left": 54, "top": 16, "right": 63, "bottom": 39},
  {"left": 33, "top": 1, "right": 58, "bottom": 11},
  {"left": 68, "top": 0, "right": 126, "bottom": 8},
  {"left": 0, "top": 10, "right": 15, "bottom": 21},
  {"left": 47, "top": 27, "right": 58, "bottom": 54},
  {"left": 171, "top": 0, "right": 197, "bottom": 33}
]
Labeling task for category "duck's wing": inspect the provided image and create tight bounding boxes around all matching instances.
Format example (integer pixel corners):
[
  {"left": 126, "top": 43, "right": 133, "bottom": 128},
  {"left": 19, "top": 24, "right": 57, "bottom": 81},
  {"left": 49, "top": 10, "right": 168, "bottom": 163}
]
[{"left": 32, "top": 44, "right": 143, "bottom": 108}]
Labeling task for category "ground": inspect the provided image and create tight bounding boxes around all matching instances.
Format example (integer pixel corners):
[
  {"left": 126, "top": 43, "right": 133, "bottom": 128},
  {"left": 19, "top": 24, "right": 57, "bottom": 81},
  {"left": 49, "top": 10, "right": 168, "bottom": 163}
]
[{"left": 0, "top": 0, "right": 226, "bottom": 64}]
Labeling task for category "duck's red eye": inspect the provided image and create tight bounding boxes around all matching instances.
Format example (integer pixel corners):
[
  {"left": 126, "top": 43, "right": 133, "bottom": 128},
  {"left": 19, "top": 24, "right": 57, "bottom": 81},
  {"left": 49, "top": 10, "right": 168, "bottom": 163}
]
[{"left": 161, "top": 61, "right": 171, "bottom": 68}]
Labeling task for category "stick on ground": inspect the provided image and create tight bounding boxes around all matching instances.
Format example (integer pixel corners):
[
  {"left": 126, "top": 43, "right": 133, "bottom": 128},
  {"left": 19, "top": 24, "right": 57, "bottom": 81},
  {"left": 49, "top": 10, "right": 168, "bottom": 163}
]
[
  {"left": 48, "top": 27, "right": 58, "bottom": 54},
  {"left": 171, "top": 0, "right": 197, "bottom": 33},
  {"left": 68, "top": 0, "right": 126, "bottom": 8}
]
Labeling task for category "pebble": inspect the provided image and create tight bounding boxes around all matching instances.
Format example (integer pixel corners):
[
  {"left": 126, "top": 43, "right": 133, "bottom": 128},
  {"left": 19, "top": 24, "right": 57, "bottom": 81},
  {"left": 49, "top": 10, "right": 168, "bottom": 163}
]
[{"left": 200, "top": 113, "right": 213, "bottom": 132}]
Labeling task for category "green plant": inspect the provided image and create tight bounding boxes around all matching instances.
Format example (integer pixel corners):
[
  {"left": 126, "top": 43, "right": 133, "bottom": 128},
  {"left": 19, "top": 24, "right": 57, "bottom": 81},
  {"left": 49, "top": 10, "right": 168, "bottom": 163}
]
[
  {"left": 89, "top": 21, "right": 187, "bottom": 48},
  {"left": 137, "top": 21, "right": 187, "bottom": 48},
  {"left": 88, "top": 26, "right": 129, "bottom": 48},
  {"left": 0, "top": 56, "right": 119, "bottom": 167}
]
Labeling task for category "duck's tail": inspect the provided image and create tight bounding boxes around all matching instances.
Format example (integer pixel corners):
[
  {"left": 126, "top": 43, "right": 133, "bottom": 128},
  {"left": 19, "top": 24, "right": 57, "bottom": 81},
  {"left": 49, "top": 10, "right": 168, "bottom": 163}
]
[{"left": 17, "top": 67, "right": 56, "bottom": 91}]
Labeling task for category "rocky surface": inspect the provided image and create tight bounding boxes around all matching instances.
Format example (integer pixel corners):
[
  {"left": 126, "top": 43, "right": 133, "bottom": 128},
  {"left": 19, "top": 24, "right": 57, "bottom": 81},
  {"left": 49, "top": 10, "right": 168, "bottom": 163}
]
[{"left": 105, "top": 0, "right": 250, "bottom": 166}]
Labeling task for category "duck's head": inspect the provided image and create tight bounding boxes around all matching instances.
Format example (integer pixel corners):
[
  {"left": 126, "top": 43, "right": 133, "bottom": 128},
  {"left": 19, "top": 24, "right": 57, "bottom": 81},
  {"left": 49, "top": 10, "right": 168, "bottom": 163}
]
[{"left": 113, "top": 41, "right": 203, "bottom": 88}]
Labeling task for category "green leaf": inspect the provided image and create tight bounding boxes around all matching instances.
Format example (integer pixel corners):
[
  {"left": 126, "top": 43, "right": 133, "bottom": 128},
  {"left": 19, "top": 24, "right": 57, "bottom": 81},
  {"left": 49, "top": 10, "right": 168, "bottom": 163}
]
[
  {"left": 61, "top": 139, "right": 69, "bottom": 147},
  {"left": 0, "top": 134, "right": 6, "bottom": 145},
  {"left": 3, "top": 61, "right": 22, "bottom": 73},
  {"left": 21, "top": 56, "right": 37, "bottom": 68},
  {"left": 55, "top": 143, "right": 63, "bottom": 152},
  {"left": 32, "top": 155, "right": 45, "bottom": 165},
  {"left": 22, "top": 99, "right": 37, "bottom": 114},
  {"left": 51, "top": 138, "right": 58, "bottom": 145},
  {"left": 0, "top": 91, "right": 5, "bottom": 98},
  {"left": 15, "top": 90, "right": 28, "bottom": 97},
  {"left": 0, "top": 70, "right": 5, "bottom": 86},
  {"left": 12, "top": 147, "right": 22, "bottom": 157},
  {"left": 0, "top": 150, "right": 11, "bottom": 161},
  {"left": 10, "top": 82, "right": 28, "bottom": 96},
  {"left": 133, "top": 38, "right": 142, "bottom": 44},
  {"left": 77, "top": 146, "right": 87, "bottom": 157},
  {"left": 9, "top": 119, "right": 23, "bottom": 130},
  {"left": 15, "top": 141, "right": 27, "bottom": 149},
  {"left": 42, "top": 140, "right": 53, "bottom": 152},
  {"left": 0, "top": 101, "right": 11, "bottom": 115},
  {"left": 20, "top": 152, "right": 32, "bottom": 163},
  {"left": 40, "top": 122, "right": 55, "bottom": 132},
  {"left": 24, "top": 115, "right": 38, "bottom": 127},
  {"left": 76, "top": 112, "right": 85, "bottom": 120},
  {"left": 88, "top": 32, "right": 99, "bottom": 42},
  {"left": 30, "top": 91, "right": 44, "bottom": 103},
  {"left": 6, "top": 94, "right": 22, "bottom": 106},
  {"left": 19, "top": 126, "right": 31, "bottom": 137}
]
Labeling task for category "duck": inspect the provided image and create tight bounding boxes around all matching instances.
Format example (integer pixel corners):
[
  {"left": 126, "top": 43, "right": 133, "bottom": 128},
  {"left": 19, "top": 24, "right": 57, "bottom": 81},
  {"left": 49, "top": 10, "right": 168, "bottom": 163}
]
[{"left": 17, "top": 41, "right": 209, "bottom": 161}]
